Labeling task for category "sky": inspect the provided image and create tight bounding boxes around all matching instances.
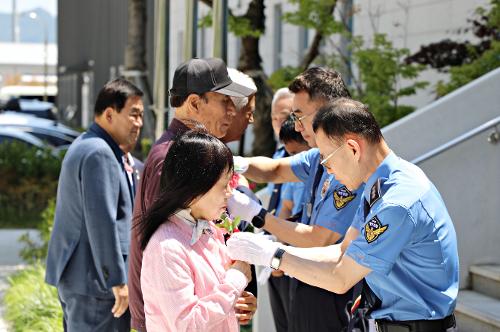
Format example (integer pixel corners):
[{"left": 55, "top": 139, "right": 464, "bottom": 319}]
[{"left": 0, "top": 0, "right": 57, "bottom": 15}]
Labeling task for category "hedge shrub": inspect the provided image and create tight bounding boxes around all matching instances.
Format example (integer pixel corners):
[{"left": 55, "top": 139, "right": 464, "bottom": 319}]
[
  {"left": 0, "top": 142, "right": 63, "bottom": 228},
  {"left": 4, "top": 264, "right": 63, "bottom": 332}
]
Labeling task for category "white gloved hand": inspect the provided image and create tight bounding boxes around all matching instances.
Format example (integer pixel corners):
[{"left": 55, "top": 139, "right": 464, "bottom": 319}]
[
  {"left": 227, "top": 189, "right": 262, "bottom": 222},
  {"left": 233, "top": 156, "right": 249, "bottom": 174},
  {"left": 226, "top": 232, "right": 282, "bottom": 267}
]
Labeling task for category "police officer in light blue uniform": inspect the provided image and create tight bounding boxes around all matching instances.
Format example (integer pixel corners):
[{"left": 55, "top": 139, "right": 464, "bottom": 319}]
[
  {"left": 227, "top": 67, "right": 364, "bottom": 332},
  {"left": 346, "top": 151, "right": 459, "bottom": 323},
  {"left": 278, "top": 147, "right": 364, "bottom": 332},
  {"left": 226, "top": 98, "right": 459, "bottom": 332}
]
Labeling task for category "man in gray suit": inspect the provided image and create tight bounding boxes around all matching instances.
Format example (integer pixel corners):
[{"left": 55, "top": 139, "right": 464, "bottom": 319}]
[{"left": 46, "top": 78, "right": 144, "bottom": 331}]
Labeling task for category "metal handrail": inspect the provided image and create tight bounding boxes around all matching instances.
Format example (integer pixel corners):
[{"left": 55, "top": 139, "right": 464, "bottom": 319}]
[{"left": 412, "top": 115, "right": 500, "bottom": 164}]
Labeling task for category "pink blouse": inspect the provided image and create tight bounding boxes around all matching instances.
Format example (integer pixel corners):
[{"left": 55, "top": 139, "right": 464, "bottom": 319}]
[{"left": 141, "top": 214, "right": 248, "bottom": 332}]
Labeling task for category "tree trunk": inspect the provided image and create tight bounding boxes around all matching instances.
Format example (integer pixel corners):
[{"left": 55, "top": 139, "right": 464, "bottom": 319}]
[
  {"left": 199, "top": 0, "right": 275, "bottom": 156},
  {"left": 238, "top": 0, "right": 275, "bottom": 157},
  {"left": 299, "top": 2, "right": 337, "bottom": 70},
  {"left": 125, "top": 0, "right": 147, "bottom": 71},
  {"left": 124, "top": 0, "right": 155, "bottom": 142}
]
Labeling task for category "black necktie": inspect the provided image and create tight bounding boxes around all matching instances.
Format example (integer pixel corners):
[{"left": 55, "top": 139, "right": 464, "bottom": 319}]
[
  {"left": 267, "top": 183, "right": 283, "bottom": 215},
  {"left": 305, "top": 162, "right": 325, "bottom": 224}
]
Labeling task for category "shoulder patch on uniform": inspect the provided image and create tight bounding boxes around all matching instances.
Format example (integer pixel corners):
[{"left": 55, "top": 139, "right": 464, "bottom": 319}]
[
  {"left": 333, "top": 186, "right": 357, "bottom": 210},
  {"left": 364, "top": 216, "right": 388, "bottom": 243},
  {"left": 369, "top": 178, "right": 382, "bottom": 207}
]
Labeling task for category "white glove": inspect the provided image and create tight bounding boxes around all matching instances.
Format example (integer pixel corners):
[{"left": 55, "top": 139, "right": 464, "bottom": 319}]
[
  {"left": 226, "top": 232, "right": 282, "bottom": 267},
  {"left": 233, "top": 156, "right": 249, "bottom": 174},
  {"left": 227, "top": 189, "right": 262, "bottom": 222}
]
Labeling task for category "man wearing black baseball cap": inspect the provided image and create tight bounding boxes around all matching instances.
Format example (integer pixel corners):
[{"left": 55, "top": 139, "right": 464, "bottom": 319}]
[
  {"left": 127, "top": 58, "right": 256, "bottom": 332},
  {"left": 170, "top": 57, "right": 255, "bottom": 98}
]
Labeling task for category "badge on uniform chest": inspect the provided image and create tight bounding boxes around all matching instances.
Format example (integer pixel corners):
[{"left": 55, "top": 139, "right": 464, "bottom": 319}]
[
  {"left": 333, "top": 185, "right": 356, "bottom": 210},
  {"left": 364, "top": 215, "right": 388, "bottom": 243}
]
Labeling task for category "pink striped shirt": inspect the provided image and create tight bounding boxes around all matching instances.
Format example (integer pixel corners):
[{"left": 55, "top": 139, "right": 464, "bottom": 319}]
[{"left": 141, "top": 214, "right": 248, "bottom": 332}]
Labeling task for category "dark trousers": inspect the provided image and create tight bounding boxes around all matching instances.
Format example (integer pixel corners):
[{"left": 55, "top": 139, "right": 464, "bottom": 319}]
[
  {"left": 58, "top": 286, "right": 130, "bottom": 332},
  {"left": 268, "top": 274, "right": 291, "bottom": 332},
  {"left": 289, "top": 279, "right": 352, "bottom": 332}
]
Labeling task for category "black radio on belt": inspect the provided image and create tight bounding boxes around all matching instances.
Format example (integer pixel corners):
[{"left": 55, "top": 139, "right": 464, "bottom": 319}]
[{"left": 375, "top": 314, "right": 456, "bottom": 332}]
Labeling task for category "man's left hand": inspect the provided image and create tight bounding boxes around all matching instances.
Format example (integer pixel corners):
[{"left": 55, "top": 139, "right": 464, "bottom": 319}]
[{"left": 235, "top": 291, "right": 257, "bottom": 325}]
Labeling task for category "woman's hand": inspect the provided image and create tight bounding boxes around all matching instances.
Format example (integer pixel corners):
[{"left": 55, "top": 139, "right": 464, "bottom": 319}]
[
  {"left": 235, "top": 291, "right": 257, "bottom": 325},
  {"left": 230, "top": 260, "right": 252, "bottom": 282}
]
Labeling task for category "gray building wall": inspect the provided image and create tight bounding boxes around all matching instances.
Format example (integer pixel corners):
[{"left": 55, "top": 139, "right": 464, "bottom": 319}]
[
  {"left": 383, "top": 68, "right": 500, "bottom": 288},
  {"left": 57, "top": 0, "right": 155, "bottom": 128}
]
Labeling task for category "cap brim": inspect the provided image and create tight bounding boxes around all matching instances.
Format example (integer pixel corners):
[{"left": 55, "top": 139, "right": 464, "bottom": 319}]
[{"left": 215, "top": 81, "right": 256, "bottom": 97}]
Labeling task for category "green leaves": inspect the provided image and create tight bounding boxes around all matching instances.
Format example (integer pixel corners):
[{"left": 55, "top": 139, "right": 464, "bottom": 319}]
[
  {"left": 19, "top": 199, "right": 56, "bottom": 264},
  {"left": 198, "top": 11, "right": 262, "bottom": 38},
  {"left": 217, "top": 213, "right": 241, "bottom": 233},
  {"left": 0, "top": 142, "right": 63, "bottom": 228},
  {"left": 350, "top": 33, "right": 429, "bottom": 127},
  {"left": 4, "top": 264, "right": 63, "bottom": 332},
  {"left": 267, "top": 66, "right": 303, "bottom": 91},
  {"left": 283, "top": 0, "right": 342, "bottom": 35},
  {"left": 437, "top": 40, "right": 500, "bottom": 97}
]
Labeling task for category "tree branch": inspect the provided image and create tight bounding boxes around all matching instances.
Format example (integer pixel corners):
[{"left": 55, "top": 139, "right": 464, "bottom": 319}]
[{"left": 299, "top": 2, "right": 337, "bottom": 70}]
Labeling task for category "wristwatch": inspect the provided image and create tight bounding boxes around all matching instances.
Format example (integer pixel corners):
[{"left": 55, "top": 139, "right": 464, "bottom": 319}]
[
  {"left": 270, "top": 248, "right": 286, "bottom": 270},
  {"left": 251, "top": 208, "right": 267, "bottom": 229}
]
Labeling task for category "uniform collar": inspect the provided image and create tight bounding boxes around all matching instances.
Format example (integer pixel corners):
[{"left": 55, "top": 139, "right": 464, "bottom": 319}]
[
  {"left": 174, "top": 208, "right": 213, "bottom": 246},
  {"left": 88, "top": 122, "right": 124, "bottom": 163},
  {"left": 363, "top": 151, "right": 399, "bottom": 200}
]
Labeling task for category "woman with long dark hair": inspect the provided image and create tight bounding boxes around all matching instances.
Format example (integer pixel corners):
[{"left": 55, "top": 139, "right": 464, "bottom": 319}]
[{"left": 138, "top": 130, "right": 253, "bottom": 332}]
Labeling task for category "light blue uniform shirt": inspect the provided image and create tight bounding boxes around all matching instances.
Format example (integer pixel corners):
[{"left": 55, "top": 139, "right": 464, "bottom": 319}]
[
  {"left": 281, "top": 181, "right": 306, "bottom": 216},
  {"left": 346, "top": 152, "right": 459, "bottom": 321},
  {"left": 290, "top": 148, "right": 362, "bottom": 236}
]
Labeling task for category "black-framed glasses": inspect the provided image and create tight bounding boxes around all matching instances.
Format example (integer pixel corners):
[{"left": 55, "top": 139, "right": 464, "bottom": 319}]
[{"left": 290, "top": 111, "right": 311, "bottom": 127}]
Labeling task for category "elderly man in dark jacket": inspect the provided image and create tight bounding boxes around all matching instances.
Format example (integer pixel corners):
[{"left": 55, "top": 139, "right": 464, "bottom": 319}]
[{"left": 45, "top": 78, "right": 144, "bottom": 332}]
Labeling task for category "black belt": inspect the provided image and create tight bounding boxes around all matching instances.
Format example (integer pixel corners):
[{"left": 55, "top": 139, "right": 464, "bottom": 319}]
[{"left": 375, "top": 314, "right": 456, "bottom": 332}]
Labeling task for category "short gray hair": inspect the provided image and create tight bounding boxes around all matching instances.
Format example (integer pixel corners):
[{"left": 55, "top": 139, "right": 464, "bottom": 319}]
[{"left": 271, "top": 87, "right": 294, "bottom": 111}]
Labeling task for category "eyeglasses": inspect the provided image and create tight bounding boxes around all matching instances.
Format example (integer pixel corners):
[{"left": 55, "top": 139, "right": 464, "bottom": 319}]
[
  {"left": 290, "top": 111, "right": 311, "bottom": 127},
  {"left": 320, "top": 143, "right": 344, "bottom": 166}
]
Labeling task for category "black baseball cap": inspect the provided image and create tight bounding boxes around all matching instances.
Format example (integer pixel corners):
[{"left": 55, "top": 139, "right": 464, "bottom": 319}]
[{"left": 169, "top": 58, "right": 254, "bottom": 98}]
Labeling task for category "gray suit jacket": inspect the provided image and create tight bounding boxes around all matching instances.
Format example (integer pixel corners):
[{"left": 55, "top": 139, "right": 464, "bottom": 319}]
[{"left": 46, "top": 123, "right": 132, "bottom": 299}]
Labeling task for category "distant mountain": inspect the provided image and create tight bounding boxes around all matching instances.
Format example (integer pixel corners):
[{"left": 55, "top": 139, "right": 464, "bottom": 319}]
[{"left": 0, "top": 7, "right": 56, "bottom": 43}]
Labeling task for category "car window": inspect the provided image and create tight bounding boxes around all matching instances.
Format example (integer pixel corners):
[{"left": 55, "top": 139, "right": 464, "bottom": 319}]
[
  {"left": 28, "top": 132, "right": 72, "bottom": 147},
  {"left": 0, "top": 135, "right": 33, "bottom": 147}
]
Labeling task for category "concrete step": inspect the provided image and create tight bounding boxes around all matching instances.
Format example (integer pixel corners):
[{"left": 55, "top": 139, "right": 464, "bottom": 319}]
[
  {"left": 456, "top": 290, "right": 500, "bottom": 332},
  {"left": 471, "top": 265, "right": 500, "bottom": 301}
]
